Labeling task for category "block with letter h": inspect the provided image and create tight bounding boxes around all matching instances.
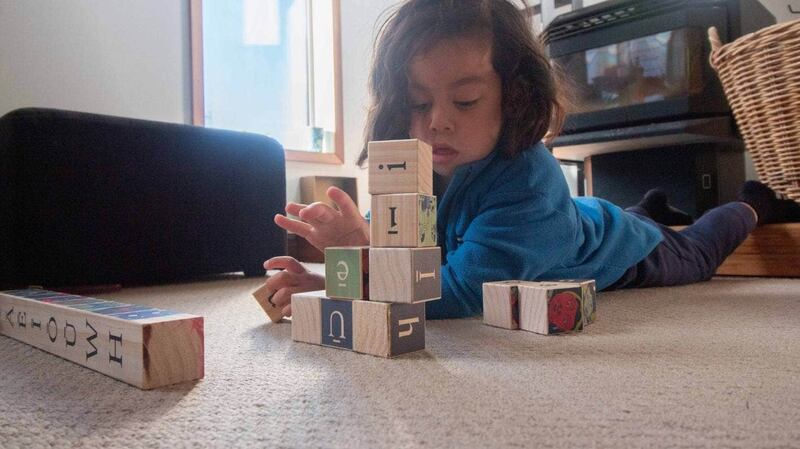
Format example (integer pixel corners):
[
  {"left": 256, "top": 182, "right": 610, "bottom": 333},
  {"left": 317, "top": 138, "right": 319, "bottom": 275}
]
[
  {"left": 482, "top": 279, "right": 597, "bottom": 334},
  {"left": 288, "top": 138, "right": 441, "bottom": 358},
  {"left": 291, "top": 291, "right": 426, "bottom": 358}
]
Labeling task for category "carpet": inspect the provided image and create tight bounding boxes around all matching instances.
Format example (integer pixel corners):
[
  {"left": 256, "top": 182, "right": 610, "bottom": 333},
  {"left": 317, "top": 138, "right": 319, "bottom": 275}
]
[{"left": 1, "top": 275, "right": 799, "bottom": 448}]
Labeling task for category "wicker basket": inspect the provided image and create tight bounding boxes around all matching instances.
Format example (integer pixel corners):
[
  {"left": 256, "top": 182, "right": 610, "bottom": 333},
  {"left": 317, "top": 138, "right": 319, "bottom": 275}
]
[{"left": 709, "top": 20, "right": 800, "bottom": 202}]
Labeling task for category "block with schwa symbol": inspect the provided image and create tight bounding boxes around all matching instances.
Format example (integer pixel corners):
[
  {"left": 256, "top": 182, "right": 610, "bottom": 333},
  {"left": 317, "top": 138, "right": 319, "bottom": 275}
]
[
  {"left": 368, "top": 139, "right": 433, "bottom": 195},
  {"left": 324, "top": 246, "right": 369, "bottom": 300},
  {"left": 369, "top": 247, "right": 441, "bottom": 303},
  {"left": 370, "top": 193, "right": 437, "bottom": 248}
]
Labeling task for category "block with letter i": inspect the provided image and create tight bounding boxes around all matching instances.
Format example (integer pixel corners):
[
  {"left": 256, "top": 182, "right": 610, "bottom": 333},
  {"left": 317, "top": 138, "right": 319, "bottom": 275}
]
[
  {"left": 370, "top": 193, "right": 437, "bottom": 248},
  {"left": 369, "top": 247, "right": 441, "bottom": 304},
  {"left": 368, "top": 139, "right": 432, "bottom": 195}
]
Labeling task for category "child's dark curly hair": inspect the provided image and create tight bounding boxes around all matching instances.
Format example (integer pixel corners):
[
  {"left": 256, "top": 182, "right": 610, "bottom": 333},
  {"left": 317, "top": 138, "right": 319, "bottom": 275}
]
[{"left": 357, "top": 0, "right": 567, "bottom": 166}]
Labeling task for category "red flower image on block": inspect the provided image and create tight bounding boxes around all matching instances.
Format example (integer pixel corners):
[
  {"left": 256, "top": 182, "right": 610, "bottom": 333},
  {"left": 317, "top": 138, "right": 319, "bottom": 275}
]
[{"left": 548, "top": 291, "right": 581, "bottom": 332}]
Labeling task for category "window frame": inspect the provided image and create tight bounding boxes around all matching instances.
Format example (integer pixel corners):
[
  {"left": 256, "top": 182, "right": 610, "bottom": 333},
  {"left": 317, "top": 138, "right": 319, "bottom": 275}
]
[{"left": 189, "top": 0, "right": 345, "bottom": 164}]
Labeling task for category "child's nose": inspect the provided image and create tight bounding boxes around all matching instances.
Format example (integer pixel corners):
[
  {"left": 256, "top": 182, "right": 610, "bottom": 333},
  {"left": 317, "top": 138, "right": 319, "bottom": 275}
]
[{"left": 429, "top": 105, "right": 454, "bottom": 133}]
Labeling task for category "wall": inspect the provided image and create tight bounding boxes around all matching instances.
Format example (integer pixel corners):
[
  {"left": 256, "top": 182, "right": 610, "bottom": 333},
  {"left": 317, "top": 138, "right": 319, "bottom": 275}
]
[{"left": 0, "top": 0, "right": 190, "bottom": 123}]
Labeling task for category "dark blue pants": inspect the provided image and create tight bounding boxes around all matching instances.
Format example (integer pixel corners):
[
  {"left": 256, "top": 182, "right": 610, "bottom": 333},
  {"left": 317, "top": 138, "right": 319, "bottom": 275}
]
[{"left": 607, "top": 202, "right": 757, "bottom": 290}]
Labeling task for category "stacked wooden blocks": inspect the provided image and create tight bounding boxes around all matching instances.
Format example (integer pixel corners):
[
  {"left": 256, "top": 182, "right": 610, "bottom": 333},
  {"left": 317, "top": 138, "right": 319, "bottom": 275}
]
[
  {"left": 291, "top": 139, "right": 441, "bottom": 357},
  {"left": 482, "top": 279, "right": 596, "bottom": 334}
]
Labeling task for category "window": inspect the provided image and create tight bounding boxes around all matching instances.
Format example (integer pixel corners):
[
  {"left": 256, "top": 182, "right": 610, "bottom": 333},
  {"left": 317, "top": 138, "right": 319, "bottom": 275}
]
[{"left": 191, "top": 0, "right": 344, "bottom": 164}]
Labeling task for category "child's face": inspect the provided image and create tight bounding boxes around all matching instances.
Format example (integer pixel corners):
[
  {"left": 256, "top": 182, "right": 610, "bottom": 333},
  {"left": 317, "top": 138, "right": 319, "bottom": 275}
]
[{"left": 407, "top": 35, "right": 503, "bottom": 177}]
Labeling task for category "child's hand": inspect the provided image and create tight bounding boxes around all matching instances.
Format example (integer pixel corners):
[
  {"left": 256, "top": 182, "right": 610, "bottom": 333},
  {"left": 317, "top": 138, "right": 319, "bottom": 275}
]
[
  {"left": 262, "top": 256, "right": 325, "bottom": 317},
  {"left": 274, "top": 186, "right": 370, "bottom": 251}
]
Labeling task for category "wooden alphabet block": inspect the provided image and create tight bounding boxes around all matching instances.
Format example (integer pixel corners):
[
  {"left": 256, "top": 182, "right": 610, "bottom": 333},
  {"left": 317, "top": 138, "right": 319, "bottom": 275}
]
[
  {"left": 368, "top": 139, "right": 432, "bottom": 195},
  {"left": 325, "top": 246, "right": 369, "bottom": 300},
  {"left": 370, "top": 193, "right": 437, "bottom": 248},
  {"left": 482, "top": 281, "right": 522, "bottom": 329},
  {"left": 556, "top": 279, "right": 597, "bottom": 325},
  {"left": 353, "top": 300, "right": 426, "bottom": 358},
  {"left": 252, "top": 282, "right": 284, "bottom": 323},
  {"left": 290, "top": 291, "right": 324, "bottom": 345},
  {"left": 518, "top": 282, "right": 586, "bottom": 335},
  {"left": 369, "top": 247, "right": 441, "bottom": 303},
  {"left": 321, "top": 298, "right": 354, "bottom": 350},
  {"left": 290, "top": 290, "right": 426, "bottom": 357},
  {"left": 0, "top": 289, "right": 204, "bottom": 390}
]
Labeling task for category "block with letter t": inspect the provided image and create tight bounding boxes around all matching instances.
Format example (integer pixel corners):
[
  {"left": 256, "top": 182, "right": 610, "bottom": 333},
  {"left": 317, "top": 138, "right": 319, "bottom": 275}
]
[
  {"left": 368, "top": 139, "right": 432, "bottom": 195},
  {"left": 370, "top": 193, "right": 437, "bottom": 248},
  {"left": 369, "top": 247, "right": 441, "bottom": 303},
  {"left": 324, "top": 246, "right": 369, "bottom": 300}
]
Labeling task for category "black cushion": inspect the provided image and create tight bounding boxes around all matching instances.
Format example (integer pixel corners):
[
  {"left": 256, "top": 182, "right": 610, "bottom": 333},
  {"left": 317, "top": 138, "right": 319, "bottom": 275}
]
[{"left": 0, "top": 108, "right": 287, "bottom": 287}]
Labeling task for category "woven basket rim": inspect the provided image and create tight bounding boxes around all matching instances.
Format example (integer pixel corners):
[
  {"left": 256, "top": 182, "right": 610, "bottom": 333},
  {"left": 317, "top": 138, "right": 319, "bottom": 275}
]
[{"left": 710, "top": 19, "right": 800, "bottom": 68}]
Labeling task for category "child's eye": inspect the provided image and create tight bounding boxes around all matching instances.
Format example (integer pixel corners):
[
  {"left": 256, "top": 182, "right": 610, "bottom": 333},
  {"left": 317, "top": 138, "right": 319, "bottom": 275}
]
[
  {"left": 455, "top": 99, "right": 478, "bottom": 108},
  {"left": 410, "top": 103, "right": 431, "bottom": 113}
]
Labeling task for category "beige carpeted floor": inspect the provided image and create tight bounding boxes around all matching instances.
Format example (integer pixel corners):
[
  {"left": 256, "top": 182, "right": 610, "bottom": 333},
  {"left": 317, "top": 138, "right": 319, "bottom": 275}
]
[{"left": 1, "top": 275, "right": 799, "bottom": 448}]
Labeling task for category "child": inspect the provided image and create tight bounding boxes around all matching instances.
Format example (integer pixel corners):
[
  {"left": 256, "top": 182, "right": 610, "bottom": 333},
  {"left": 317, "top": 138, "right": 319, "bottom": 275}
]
[{"left": 263, "top": 0, "right": 799, "bottom": 319}]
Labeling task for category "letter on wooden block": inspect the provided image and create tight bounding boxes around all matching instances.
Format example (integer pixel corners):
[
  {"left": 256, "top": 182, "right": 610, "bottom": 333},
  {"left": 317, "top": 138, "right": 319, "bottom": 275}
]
[
  {"left": 369, "top": 247, "right": 441, "bottom": 303},
  {"left": 518, "top": 282, "right": 585, "bottom": 335},
  {"left": 325, "top": 246, "right": 369, "bottom": 300},
  {"left": 290, "top": 291, "right": 323, "bottom": 345},
  {"left": 482, "top": 281, "right": 522, "bottom": 329},
  {"left": 321, "top": 298, "right": 353, "bottom": 350},
  {"left": 368, "top": 139, "right": 432, "bottom": 195},
  {"left": 353, "top": 300, "right": 426, "bottom": 357},
  {"left": 0, "top": 289, "right": 204, "bottom": 390},
  {"left": 252, "top": 282, "right": 284, "bottom": 323},
  {"left": 370, "top": 193, "right": 437, "bottom": 248}
]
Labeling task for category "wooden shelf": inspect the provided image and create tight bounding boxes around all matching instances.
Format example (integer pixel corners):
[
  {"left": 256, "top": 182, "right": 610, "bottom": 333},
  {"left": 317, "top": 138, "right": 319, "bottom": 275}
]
[
  {"left": 674, "top": 223, "right": 800, "bottom": 277},
  {"left": 717, "top": 223, "right": 800, "bottom": 277}
]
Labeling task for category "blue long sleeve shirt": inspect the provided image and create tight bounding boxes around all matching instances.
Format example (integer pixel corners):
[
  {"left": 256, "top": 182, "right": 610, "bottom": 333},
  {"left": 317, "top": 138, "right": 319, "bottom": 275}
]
[{"left": 426, "top": 142, "right": 663, "bottom": 319}]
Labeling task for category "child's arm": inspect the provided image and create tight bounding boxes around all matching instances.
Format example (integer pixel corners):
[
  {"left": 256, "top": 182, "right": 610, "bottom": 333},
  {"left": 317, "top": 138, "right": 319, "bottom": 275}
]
[
  {"left": 261, "top": 256, "right": 325, "bottom": 317},
  {"left": 274, "top": 186, "right": 369, "bottom": 251}
]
